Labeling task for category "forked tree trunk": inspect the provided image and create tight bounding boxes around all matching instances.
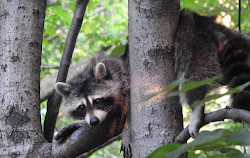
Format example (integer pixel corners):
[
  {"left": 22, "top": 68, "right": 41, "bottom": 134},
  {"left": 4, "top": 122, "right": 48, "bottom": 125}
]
[
  {"left": 128, "top": 0, "right": 183, "bottom": 157},
  {"left": 0, "top": 0, "right": 46, "bottom": 157},
  {"left": 0, "top": 0, "right": 184, "bottom": 157}
]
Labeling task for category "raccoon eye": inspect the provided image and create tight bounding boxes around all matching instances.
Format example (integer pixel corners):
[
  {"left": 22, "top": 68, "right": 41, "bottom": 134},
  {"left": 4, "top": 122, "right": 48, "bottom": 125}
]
[{"left": 77, "top": 104, "right": 85, "bottom": 111}]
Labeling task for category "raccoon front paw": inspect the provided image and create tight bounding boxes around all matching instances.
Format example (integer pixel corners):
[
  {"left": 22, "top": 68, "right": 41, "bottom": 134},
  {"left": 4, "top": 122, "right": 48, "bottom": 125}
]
[
  {"left": 189, "top": 105, "right": 205, "bottom": 138},
  {"left": 121, "top": 126, "right": 132, "bottom": 158},
  {"left": 189, "top": 119, "right": 201, "bottom": 138},
  {"left": 54, "top": 122, "right": 85, "bottom": 141},
  {"left": 121, "top": 139, "right": 132, "bottom": 158}
]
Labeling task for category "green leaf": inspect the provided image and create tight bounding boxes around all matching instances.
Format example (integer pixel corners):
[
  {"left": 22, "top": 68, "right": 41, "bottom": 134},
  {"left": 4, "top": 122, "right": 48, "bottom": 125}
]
[
  {"left": 237, "top": 81, "right": 250, "bottom": 91},
  {"left": 192, "top": 93, "right": 229, "bottom": 106},
  {"left": 126, "top": 35, "right": 129, "bottom": 40},
  {"left": 227, "top": 128, "right": 250, "bottom": 146},
  {"left": 220, "top": 148, "right": 244, "bottom": 158},
  {"left": 152, "top": 130, "right": 230, "bottom": 158},
  {"left": 147, "top": 144, "right": 181, "bottom": 158},
  {"left": 149, "top": 128, "right": 250, "bottom": 158},
  {"left": 140, "top": 77, "right": 188, "bottom": 102},
  {"left": 141, "top": 75, "right": 220, "bottom": 103},
  {"left": 111, "top": 45, "right": 126, "bottom": 56},
  {"left": 193, "top": 81, "right": 250, "bottom": 106},
  {"left": 169, "top": 75, "right": 221, "bottom": 97}
]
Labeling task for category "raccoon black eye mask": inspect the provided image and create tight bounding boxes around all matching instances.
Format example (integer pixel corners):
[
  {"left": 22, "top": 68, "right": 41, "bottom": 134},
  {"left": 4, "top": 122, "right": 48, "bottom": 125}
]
[{"left": 93, "top": 97, "right": 114, "bottom": 111}]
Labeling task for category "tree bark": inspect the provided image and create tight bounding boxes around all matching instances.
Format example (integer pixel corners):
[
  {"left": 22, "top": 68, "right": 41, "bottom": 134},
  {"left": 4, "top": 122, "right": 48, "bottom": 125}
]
[
  {"left": 0, "top": 0, "right": 46, "bottom": 157},
  {"left": 128, "top": 0, "right": 183, "bottom": 157}
]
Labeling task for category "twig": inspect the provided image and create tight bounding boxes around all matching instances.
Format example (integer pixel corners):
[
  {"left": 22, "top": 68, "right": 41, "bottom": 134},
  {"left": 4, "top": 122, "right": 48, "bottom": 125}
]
[
  {"left": 175, "top": 107, "right": 250, "bottom": 144},
  {"left": 41, "top": 65, "right": 59, "bottom": 69},
  {"left": 238, "top": 0, "right": 241, "bottom": 32},
  {"left": 43, "top": 0, "right": 90, "bottom": 142}
]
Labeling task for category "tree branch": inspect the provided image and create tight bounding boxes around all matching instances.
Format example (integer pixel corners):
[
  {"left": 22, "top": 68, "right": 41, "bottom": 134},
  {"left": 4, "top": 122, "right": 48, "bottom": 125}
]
[
  {"left": 36, "top": 116, "right": 122, "bottom": 158},
  {"left": 175, "top": 107, "right": 250, "bottom": 144},
  {"left": 41, "top": 65, "right": 59, "bottom": 69},
  {"left": 44, "top": 0, "right": 89, "bottom": 142},
  {"left": 77, "top": 134, "right": 121, "bottom": 158},
  {"left": 238, "top": 0, "right": 241, "bottom": 32}
]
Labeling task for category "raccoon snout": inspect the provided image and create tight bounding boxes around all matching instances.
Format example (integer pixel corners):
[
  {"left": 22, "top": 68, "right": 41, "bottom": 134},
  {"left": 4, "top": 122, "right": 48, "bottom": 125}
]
[{"left": 90, "top": 116, "right": 100, "bottom": 126}]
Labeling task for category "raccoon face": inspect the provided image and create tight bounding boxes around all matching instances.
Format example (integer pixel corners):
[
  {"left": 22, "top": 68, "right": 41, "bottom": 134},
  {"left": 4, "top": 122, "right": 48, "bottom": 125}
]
[{"left": 55, "top": 62, "right": 121, "bottom": 126}]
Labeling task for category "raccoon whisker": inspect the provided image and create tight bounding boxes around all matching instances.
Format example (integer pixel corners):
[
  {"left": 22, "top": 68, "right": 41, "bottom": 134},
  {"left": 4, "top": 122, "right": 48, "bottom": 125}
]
[{"left": 105, "top": 105, "right": 115, "bottom": 112}]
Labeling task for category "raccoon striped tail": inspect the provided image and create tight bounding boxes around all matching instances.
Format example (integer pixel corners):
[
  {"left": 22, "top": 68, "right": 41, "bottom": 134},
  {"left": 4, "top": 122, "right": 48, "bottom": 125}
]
[{"left": 217, "top": 34, "right": 250, "bottom": 111}]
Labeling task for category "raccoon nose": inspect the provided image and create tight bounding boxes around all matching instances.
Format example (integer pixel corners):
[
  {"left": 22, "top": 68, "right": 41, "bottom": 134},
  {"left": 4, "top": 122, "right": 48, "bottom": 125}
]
[{"left": 90, "top": 116, "right": 100, "bottom": 126}]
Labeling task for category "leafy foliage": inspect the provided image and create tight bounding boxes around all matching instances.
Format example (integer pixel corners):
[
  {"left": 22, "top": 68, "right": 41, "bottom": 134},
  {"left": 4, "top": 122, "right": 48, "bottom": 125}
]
[
  {"left": 143, "top": 78, "right": 250, "bottom": 157},
  {"left": 181, "top": 0, "right": 250, "bottom": 32},
  {"left": 41, "top": 0, "right": 128, "bottom": 78},
  {"left": 142, "top": 77, "right": 250, "bottom": 107},
  {"left": 149, "top": 128, "right": 250, "bottom": 158}
]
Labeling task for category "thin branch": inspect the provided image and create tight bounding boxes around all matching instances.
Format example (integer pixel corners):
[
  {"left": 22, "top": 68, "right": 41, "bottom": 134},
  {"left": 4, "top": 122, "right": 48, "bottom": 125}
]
[
  {"left": 175, "top": 107, "right": 250, "bottom": 144},
  {"left": 41, "top": 65, "right": 59, "bottom": 69},
  {"left": 238, "top": 0, "right": 241, "bottom": 32},
  {"left": 88, "top": 6, "right": 105, "bottom": 16},
  {"left": 47, "top": 0, "right": 58, "bottom": 7},
  {"left": 44, "top": 0, "right": 90, "bottom": 143}
]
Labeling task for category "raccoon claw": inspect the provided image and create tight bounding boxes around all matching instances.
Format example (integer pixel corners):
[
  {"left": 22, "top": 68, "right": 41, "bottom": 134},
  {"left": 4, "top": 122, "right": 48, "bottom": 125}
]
[
  {"left": 121, "top": 125, "right": 132, "bottom": 158},
  {"left": 189, "top": 120, "right": 201, "bottom": 138},
  {"left": 54, "top": 122, "right": 85, "bottom": 141},
  {"left": 189, "top": 114, "right": 203, "bottom": 138},
  {"left": 189, "top": 126, "right": 198, "bottom": 138},
  {"left": 121, "top": 143, "right": 132, "bottom": 158}
]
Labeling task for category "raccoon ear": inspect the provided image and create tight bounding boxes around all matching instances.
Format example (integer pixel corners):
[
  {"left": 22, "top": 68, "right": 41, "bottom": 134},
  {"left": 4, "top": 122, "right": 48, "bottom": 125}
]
[
  {"left": 95, "top": 62, "right": 107, "bottom": 81},
  {"left": 55, "top": 82, "right": 72, "bottom": 97}
]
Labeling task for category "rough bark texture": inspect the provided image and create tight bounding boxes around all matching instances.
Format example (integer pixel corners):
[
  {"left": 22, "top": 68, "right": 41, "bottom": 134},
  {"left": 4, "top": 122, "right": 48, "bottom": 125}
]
[
  {"left": 128, "top": 0, "right": 183, "bottom": 157},
  {"left": 0, "top": 0, "right": 46, "bottom": 157}
]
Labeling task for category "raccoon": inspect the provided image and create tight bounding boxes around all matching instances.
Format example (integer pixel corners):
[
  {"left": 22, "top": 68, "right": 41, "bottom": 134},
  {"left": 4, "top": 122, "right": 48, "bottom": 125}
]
[
  {"left": 55, "top": 10, "right": 250, "bottom": 158},
  {"left": 55, "top": 47, "right": 129, "bottom": 138},
  {"left": 175, "top": 10, "right": 250, "bottom": 138}
]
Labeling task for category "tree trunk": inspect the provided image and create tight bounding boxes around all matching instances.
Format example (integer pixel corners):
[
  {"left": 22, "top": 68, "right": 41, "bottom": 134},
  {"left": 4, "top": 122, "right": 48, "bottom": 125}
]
[
  {"left": 128, "top": 0, "right": 183, "bottom": 157},
  {"left": 0, "top": 0, "right": 47, "bottom": 157},
  {"left": 0, "top": 1, "right": 127, "bottom": 157}
]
